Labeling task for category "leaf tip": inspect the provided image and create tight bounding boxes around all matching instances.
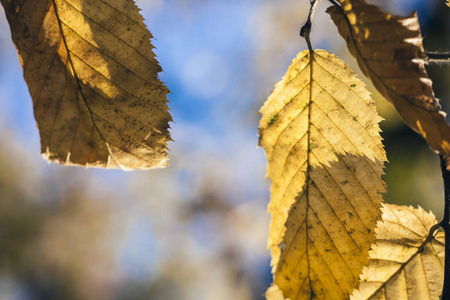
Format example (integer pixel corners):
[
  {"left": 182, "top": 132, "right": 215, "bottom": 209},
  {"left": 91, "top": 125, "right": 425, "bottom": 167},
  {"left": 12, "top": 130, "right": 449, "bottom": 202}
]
[{"left": 266, "top": 284, "right": 288, "bottom": 300}]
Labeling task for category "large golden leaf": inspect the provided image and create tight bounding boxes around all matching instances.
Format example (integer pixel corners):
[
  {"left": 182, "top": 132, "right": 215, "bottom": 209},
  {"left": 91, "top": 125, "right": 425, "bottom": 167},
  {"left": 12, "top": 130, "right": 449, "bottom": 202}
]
[
  {"left": 351, "top": 204, "right": 444, "bottom": 300},
  {"left": 259, "top": 49, "right": 386, "bottom": 299},
  {"left": 327, "top": 0, "right": 450, "bottom": 161},
  {"left": 1, "top": 0, "right": 171, "bottom": 169}
]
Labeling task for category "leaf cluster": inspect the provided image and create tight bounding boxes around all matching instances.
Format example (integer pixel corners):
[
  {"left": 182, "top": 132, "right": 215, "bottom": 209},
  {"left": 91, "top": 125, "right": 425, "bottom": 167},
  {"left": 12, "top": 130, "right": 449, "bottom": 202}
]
[
  {"left": 259, "top": 0, "right": 449, "bottom": 299},
  {"left": 0, "top": 0, "right": 449, "bottom": 299}
]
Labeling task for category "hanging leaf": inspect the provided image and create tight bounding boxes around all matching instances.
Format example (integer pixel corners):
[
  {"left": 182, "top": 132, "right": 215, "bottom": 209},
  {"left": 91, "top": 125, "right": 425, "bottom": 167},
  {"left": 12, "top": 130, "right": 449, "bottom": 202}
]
[
  {"left": 351, "top": 204, "right": 444, "bottom": 300},
  {"left": 327, "top": 0, "right": 450, "bottom": 163},
  {"left": 1, "top": 0, "right": 171, "bottom": 169},
  {"left": 259, "top": 49, "right": 386, "bottom": 299}
]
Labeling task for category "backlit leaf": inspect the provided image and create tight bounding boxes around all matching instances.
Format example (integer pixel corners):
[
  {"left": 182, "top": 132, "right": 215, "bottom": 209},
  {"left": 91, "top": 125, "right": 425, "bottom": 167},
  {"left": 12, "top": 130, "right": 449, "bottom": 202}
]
[
  {"left": 327, "top": 0, "right": 450, "bottom": 163},
  {"left": 266, "top": 285, "right": 286, "bottom": 300},
  {"left": 351, "top": 204, "right": 444, "bottom": 300},
  {"left": 1, "top": 0, "right": 171, "bottom": 169},
  {"left": 259, "top": 49, "right": 386, "bottom": 299}
]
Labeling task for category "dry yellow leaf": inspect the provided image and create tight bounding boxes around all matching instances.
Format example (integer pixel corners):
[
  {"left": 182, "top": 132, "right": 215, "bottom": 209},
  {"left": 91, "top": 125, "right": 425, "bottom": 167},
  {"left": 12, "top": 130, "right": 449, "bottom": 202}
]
[
  {"left": 259, "top": 49, "right": 386, "bottom": 299},
  {"left": 351, "top": 204, "right": 444, "bottom": 300},
  {"left": 327, "top": 0, "right": 450, "bottom": 162},
  {"left": 1, "top": 0, "right": 171, "bottom": 169},
  {"left": 266, "top": 285, "right": 289, "bottom": 300}
]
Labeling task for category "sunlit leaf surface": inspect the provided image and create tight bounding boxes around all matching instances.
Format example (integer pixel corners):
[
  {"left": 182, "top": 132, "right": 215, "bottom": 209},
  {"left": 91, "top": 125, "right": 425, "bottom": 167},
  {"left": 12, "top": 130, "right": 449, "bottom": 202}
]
[
  {"left": 351, "top": 204, "right": 444, "bottom": 300},
  {"left": 328, "top": 0, "right": 450, "bottom": 163},
  {"left": 1, "top": 0, "right": 171, "bottom": 169},
  {"left": 259, "top": 49, "right": 386, "bottom": 299}
]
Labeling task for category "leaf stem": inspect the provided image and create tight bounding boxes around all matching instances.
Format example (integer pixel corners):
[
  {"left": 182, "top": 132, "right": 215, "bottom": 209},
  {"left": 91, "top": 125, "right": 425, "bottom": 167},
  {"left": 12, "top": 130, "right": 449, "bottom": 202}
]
[
  {"left": 300, "top": 0, "right": 317, "bottom": 52},
  {"left": 439, "top": 154, "right": 450, "bottom": 299},
  {"left": 299, "top": 1, "right": 319, "bottom": 296},
  {"left": 327, "top": 0, "right": 341, "bottom": 8}
]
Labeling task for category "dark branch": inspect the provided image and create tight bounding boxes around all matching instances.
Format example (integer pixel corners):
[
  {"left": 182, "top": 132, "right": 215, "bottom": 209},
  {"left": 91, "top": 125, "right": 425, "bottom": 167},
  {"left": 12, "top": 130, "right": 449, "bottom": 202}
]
[{"left": 439, "top": 154, "right": 450, "bottom": 299}]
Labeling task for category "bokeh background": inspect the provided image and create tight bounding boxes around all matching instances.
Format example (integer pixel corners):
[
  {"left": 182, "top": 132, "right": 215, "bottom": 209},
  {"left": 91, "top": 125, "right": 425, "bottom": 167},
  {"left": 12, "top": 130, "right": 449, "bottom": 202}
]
[{"left": 0, "top": 0, "right": 449, "bottom": 299}]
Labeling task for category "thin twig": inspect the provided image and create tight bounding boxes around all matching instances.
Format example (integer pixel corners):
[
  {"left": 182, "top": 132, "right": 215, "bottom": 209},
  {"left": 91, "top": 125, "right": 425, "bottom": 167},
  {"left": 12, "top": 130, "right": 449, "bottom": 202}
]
[
  {"left": 300, "top": 0, "right": 318, "bottom": 52},
  {"left": 425, "top": 52, "right": 450, "bottom": 64},
  {"left": 426, "top": 223, "right": 441, "bottom": 244},
  {"left": 439, "top": 154, "right": 450, "bottom": 299}
]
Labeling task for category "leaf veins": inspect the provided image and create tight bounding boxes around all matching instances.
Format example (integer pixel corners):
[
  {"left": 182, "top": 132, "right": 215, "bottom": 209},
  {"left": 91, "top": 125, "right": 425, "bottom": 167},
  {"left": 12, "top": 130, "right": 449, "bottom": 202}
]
[
  {"left": 328, "top": 0, "right": 450, "bottom": 165},
  {"left": 351, "top": 204, "right": 444, "bottom": 300},
  {"left": 1, "top": 0, "right": 172, "bottom": 169},
  {"left": 259, "top": 49, "right": 386, "bottom": 299}
]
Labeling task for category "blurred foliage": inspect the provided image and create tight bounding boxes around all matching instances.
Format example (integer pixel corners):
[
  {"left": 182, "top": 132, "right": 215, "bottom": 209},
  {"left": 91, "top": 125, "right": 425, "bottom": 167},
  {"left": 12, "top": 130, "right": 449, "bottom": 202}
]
[{"left": 0, "top": 133, "right": 120, "bottom": 299}]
